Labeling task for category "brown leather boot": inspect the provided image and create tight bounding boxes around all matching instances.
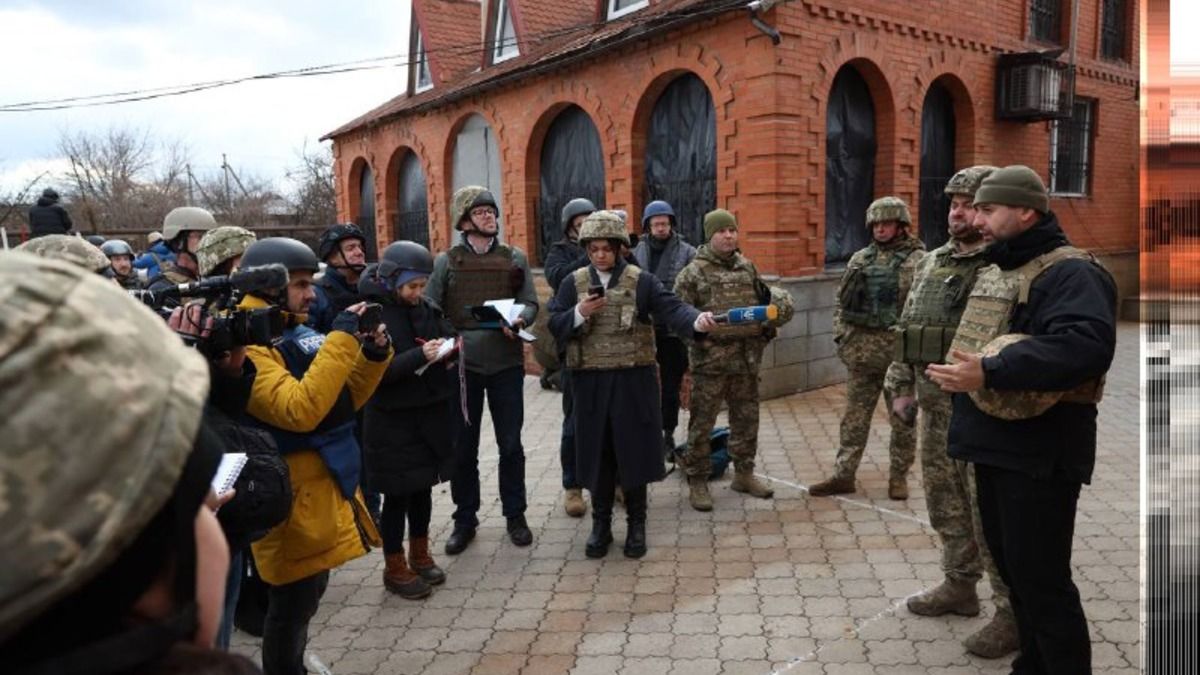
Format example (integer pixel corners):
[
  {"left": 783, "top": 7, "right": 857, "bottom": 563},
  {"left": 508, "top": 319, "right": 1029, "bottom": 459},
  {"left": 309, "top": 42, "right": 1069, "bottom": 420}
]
[
  {"left": 563, "top": 488, "right": 586, "bottom": 518},
  {"left": 808, "top": 475, "right": 855, "bottom": 496},
  {"left": 963, "top": 608, "right": 1020, "bottom": 658},
  {"left": 906, "top": 577, "right": 980, "bottom": 617},
  {"left": 384, "top": 550, "right": 431, "bottom": 600},
  {"left": 407, "top": 536, "right": 445, "bottom": 586},
  {"left": 730, "top": 469, "right": 774, "bottom": 498},
  {"left": 888, "top": 474, "right": 909, "bottom": 500}
]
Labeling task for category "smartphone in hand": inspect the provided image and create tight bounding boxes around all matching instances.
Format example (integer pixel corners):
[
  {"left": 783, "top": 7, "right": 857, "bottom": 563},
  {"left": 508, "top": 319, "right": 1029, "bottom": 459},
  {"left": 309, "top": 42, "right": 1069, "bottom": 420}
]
[
  {"left": 587, "top": 285, "right": 605, "bottom": 298},
  {"left": 358, "top": 303, "right": 384, "bottom": 333}
]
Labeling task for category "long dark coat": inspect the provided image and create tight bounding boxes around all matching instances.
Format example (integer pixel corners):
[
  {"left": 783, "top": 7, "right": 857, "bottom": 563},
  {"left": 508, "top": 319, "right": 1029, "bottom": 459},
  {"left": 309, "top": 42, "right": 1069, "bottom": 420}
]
[
  {"left": 363, "top": 296, "right": 459, "bottom": 495},
  {"left": 548, "top": 258, "right": 702, "bottom": 491}
]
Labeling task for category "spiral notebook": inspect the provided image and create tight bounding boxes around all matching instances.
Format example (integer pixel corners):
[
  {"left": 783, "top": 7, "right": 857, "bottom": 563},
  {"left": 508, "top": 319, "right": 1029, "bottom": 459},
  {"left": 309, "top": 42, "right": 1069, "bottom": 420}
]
[{"left": 211, "top": 453, "right": 248, "bottom": 496}]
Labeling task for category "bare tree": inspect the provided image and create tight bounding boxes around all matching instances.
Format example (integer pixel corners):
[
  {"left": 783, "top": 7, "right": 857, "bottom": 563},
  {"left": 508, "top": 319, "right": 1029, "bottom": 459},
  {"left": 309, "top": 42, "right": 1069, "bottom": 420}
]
[
  {"left": 194, "top": 165, "right": 282, "bottom": 229},
  {"left": 286, "top": 143, "right": 336, "bottom": 228}
]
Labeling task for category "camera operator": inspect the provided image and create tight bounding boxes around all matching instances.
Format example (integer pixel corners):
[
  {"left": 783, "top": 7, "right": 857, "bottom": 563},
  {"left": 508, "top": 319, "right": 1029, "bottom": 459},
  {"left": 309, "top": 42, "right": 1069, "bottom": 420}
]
[{"left": 235, "top": 237, "right": 392, "bottom": 675}]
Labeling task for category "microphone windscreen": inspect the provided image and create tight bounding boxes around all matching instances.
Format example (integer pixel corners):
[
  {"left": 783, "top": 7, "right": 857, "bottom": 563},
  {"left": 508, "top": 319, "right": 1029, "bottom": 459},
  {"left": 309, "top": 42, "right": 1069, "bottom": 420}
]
[{"left": 231, "top": 264, "right": 289, "bottom": 295}]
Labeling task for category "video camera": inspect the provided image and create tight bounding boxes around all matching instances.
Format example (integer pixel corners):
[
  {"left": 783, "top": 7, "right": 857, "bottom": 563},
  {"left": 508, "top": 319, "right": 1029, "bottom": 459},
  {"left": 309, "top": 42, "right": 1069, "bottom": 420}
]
[{"left": 130, "top": 264, "right": 290, "bottom": 357}]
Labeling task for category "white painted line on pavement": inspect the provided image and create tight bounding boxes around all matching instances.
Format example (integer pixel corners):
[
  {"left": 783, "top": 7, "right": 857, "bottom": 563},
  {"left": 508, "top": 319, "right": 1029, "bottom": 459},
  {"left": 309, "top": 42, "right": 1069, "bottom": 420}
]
[
  {"left": 757, "top": 472, "right": 933, "bottom": 529},
  {"left": 770, "top": 592, "right": 919, "bottom": 673}
]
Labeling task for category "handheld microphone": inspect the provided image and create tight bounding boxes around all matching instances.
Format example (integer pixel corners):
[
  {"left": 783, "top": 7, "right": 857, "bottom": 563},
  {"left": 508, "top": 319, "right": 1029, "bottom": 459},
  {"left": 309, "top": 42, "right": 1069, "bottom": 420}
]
[{"left": 713, "top": 305, "right": 778, "bottom": 324}]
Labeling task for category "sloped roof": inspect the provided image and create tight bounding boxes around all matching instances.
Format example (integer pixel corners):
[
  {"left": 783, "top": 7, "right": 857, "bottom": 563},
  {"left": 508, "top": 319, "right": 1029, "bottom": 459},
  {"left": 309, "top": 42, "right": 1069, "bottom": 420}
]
[
  {"left": 324, "top": 0, "right": 733, "bottom": 140},
  {"left": 416, "top": 0, "right": 484, "bottom": 85}
]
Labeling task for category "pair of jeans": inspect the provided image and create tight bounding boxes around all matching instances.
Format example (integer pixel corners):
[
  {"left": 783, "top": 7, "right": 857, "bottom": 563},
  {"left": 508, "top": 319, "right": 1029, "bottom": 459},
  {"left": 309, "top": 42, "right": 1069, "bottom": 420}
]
[
  {"left": 215, "top": 547, "right": 244, "bottom": 650},
  {"left": 381, "top": 488, "right": 433, "bottom": 554},
  {"left": 975, "top": 463, "right": 1090, "bottom": 675},
  {"left": 261, "top": 571, "right": 330, "bottom": 675},
  {"left": 559, "top": 367, "right": 579, "bottom": 489},
  {"left": 450, "top": 365, "right": 528, "bottom": 528},
  {"left": 655, "top": 333, "right": 688, "bottom": 437}
]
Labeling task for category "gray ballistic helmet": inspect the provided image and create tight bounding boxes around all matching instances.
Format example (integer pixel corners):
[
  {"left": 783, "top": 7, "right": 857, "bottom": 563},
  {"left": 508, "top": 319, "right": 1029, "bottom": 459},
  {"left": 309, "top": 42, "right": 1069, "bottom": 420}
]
[
  {"left": 161, "top": 206, "right": 217, "bottom": 242},
  {"left": 238, "top": 237, "right": 320, "bottom": 274},
  {"left": 378, "top": 240, "right": 434, "bottom": 289},
  {"left": 560, "top": 198, "right": 596, "bottom": 232},
  {"left": 100, "top": 239, "right": 134, "bottom": 259}
]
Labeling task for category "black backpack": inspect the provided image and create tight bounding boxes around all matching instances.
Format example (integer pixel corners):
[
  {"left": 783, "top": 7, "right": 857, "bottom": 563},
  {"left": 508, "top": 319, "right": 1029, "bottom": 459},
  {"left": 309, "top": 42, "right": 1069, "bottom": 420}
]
[{"left": 215, "top": 422, "right": 292, "bottom": 543}]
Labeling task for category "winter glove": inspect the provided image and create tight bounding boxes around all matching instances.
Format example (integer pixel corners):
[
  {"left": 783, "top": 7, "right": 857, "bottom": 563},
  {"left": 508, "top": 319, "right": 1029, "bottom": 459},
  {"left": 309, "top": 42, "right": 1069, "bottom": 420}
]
[
  {"left": 330, "top": 309, "right": 361, "bottom": 336},
  {"left": 362, "top": 330, "right": 392, "bottom": 362}
]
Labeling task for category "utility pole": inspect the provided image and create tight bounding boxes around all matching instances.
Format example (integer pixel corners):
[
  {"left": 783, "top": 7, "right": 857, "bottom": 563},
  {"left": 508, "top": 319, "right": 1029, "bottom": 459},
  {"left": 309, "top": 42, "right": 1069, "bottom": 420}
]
[
  {"left": 222, "top": 153, "right": 232, "bottom": 210},
  {"left": 186, "top": 164, "right": 195, "bottom": 206}
]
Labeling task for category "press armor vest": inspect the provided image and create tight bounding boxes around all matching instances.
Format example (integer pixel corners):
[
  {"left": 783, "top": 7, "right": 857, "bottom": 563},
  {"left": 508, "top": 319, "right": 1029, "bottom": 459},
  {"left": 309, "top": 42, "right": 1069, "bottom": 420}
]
[
  {"left": 694, "top": 256, "right": 763, "bottom": 341},
  {"left": 839, "top": 244, "right": 914, "bottom": 329},
  {"left": 566, "top": 265, "right": 657, "bottom": 370},
  {"left": 949, "top": 245, "right": 1107, "bottom": 416},
  {"left": 895, "top": 245, "right": 989, "bottom": 364},
  {"left": 443, "top": 244, "right": 515, "bottom": 329}
]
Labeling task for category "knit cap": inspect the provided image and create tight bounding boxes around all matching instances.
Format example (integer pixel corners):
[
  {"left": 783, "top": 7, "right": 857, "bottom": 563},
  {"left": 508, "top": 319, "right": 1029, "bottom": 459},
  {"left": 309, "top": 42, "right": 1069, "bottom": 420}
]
[
  {"left": 972, "top": 165, "right": 1049, "bottom": 214},
  {"left": 703, "top": 209, "right": 737, "bottom": 242}
]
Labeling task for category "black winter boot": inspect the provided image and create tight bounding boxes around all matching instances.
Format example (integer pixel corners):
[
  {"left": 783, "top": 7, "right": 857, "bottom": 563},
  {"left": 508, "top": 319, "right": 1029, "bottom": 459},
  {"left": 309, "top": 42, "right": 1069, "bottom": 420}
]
[
  {"left": 586, "top": 517, "right": 613, "bottom": 558},
  {"left": 623, "top": 485, "right": 648, "bottom": 558}
]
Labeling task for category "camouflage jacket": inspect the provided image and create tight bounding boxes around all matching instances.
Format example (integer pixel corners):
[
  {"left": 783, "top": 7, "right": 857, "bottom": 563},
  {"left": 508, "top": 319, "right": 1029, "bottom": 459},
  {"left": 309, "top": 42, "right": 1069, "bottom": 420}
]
[
  {"left": 834, "top": 235, "right": 924, "bottom": 371},
  {"left": 674, "top": 245, "right": 768, "bottom": 374}
]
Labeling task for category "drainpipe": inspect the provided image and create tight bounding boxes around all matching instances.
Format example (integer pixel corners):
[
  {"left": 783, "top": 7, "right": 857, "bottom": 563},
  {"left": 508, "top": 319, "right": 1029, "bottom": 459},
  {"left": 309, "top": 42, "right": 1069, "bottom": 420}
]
[{"left": 747, "top": 0, "right": 782, "bottom": 45}]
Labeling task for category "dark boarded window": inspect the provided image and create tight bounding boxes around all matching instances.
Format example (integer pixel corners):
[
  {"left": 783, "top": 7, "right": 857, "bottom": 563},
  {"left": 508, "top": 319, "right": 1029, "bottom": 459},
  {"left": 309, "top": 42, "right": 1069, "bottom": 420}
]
[
  {"left": 1050, "top": 98, "right": 1096, "bottom": 196},
  {"left": 644, "top": 74, "right": 716, "bottom": 246},
  {"left": 395, "top": 152, "right": 429, "bottom": 248},
  {"left": 1029, "top": 0, "right": 1062, "bottom": 43},
  {"left": 538, "top": 105, "right": 605, "bottom": 261},
  {"left": 918, "top": 82, "right": 957, "bottom": 250},
  {"left": 825, "top": 66, "right": 877, "bottom": 265},
  {"left": 1101, "top": 0, "right": 1128, "bottom": 61}
]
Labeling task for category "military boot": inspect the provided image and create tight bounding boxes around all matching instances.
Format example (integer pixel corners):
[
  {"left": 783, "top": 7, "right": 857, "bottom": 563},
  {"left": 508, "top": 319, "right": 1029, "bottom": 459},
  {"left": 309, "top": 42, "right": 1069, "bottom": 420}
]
[
  {"left": 963, "top": 608, "right": 1020, "bottom": 659},
  {"left": 563, "top": 488, "right": 586, "bottom": 518},
  {"left": 408, "top": 536, "right": 445, "bottom": 586},
  {"left": 687, "top": 475, "right": 713, "bottom": 511},
  {"left": 623, "top": 486, "right": 648, "bottom": 559},
  {"left": 384, "top": 551, "right": 431, "bottom": 600},
  {"left": 808, "top": 474, "right": 855, "bottom": 497},
  {"left": 730, "top": 469, "right": 774, "bottom": 498},
  {"left": 906, "top": 577, "right": 980, "bottom": 617},
  {"left": 888, "top": 474, "right": 909, "bottom": 500}
]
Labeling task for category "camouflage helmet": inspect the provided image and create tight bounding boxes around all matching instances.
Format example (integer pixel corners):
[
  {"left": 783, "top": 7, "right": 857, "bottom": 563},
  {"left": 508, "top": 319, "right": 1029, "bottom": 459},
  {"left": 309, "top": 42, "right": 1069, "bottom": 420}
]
[
  {"left": 767, "top": 284, "right": 796, "bottom": 327},
  {"left": 451, "top": 185, "right": 499, "bottom": 231},
  {"left": 967, "top": 333, "right": 1063, "bottom": 420},
  {"left": 577, "top": 210, "right": 630, "bottom": 247},
  {"left": 161, "top": 206, "right": 217, "bottom": 241},
  {"left": 16, "top": 234, "right": 110, "bottom": 273},
  {"left": 944, "top": 165, "right": 1000, "bottom": 197},
  {"left": 0, "top": 252, "right": 210, "bottom": 641},
  {"left": 865, "top": 196, "right": 911, "bottom": 227},
  {"left": 196, "top": 225, "right": 256, "bottom": 276}
]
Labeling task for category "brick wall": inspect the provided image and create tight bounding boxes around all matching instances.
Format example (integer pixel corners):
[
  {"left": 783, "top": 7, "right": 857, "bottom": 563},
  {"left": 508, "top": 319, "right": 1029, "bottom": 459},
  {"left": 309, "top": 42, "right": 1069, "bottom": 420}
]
[{"left": 332, "top": 0, "right": 1140, "bottom": 397}]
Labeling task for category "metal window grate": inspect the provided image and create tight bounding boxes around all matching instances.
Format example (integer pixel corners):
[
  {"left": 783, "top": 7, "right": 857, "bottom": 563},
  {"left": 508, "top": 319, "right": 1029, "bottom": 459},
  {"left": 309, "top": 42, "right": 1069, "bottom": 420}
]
[
  {"left": 1050, "top": 98, "right": 1095, "bottom": 196},
  {"left": 1101, "top": 0, "right": 1127, "bottom": 60},
  {"left": 1029, "top": 0, "right": 1062, "bottom": 43}
]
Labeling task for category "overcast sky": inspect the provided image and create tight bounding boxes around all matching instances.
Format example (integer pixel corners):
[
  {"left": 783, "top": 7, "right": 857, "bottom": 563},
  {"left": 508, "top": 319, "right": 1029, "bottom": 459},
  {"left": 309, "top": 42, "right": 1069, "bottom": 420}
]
[{"left": 0, "top": 0, "right": 412, "bottom": 195}]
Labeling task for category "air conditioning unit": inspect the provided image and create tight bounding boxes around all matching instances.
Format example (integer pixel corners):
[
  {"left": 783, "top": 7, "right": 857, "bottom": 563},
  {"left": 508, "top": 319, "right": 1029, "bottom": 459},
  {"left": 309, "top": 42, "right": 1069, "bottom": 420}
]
[{"left": 995, "top": 50, "right": 1075, "bottom": 122}]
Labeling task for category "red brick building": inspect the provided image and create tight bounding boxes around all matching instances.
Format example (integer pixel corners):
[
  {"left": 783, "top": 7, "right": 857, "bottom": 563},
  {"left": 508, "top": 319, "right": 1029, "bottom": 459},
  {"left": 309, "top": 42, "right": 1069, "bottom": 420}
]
[{"left": 326, "top": 0, "right": 1139, "bottom": 396}]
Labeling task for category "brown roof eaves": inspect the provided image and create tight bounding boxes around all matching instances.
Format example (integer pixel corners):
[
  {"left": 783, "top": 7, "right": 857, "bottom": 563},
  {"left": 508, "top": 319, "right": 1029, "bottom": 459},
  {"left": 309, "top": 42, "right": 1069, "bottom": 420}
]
[{"left": 322, "top": 0, "right": 742, "bottom": 141}]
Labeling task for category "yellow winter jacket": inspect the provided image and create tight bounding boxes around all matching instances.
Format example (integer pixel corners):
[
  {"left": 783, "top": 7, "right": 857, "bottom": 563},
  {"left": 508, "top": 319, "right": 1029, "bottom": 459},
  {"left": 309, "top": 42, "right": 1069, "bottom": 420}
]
[{"left": 241, "top": 296, "right": 390, "bottom": 586}]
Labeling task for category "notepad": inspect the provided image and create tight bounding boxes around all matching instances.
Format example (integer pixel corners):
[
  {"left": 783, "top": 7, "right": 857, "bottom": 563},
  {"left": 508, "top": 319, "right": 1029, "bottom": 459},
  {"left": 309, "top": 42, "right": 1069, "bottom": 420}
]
[
  {"left": 415, "top": 338, "right": 459, "bottom": 375},
  {"left": 211, "top": 453, "right": 248, "bottom": 497},
  {"left": 481, "top": 299, "right": 537, "bottom": 342}
]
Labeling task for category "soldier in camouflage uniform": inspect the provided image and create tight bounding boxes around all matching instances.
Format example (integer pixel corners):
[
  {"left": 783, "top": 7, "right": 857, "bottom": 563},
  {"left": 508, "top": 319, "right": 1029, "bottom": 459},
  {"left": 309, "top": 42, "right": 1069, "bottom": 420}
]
[
  {"left": 810, "top": 197, "right": 924, "bottom": 499},
  {"left": 15, "top": 233, "right": 111, "bottom": 273},
  {"left": 674, "top": 209, "right": 794, "bottom": 511},
  {"left": 0, "top": 251, "right": 257, "bottom": 672},
  {"left": 883, "top": 167, "right": 1018, "bottom": 658},
  {"left": 196, "top": 225, "right": 257, "bottom": 277}
]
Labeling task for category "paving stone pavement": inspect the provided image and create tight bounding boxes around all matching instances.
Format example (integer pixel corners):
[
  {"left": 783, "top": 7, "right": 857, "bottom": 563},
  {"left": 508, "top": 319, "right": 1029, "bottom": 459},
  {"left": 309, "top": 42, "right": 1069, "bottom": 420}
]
[{"left": 232, "top": 323, "right": 1141, "bottom": 674}]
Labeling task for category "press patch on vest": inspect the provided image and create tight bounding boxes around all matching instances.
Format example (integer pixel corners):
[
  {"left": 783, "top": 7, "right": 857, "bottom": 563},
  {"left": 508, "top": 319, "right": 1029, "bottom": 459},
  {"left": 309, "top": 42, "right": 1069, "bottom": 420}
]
[{"left": 297, "top": 334, "right": 326, "bottom": 354}]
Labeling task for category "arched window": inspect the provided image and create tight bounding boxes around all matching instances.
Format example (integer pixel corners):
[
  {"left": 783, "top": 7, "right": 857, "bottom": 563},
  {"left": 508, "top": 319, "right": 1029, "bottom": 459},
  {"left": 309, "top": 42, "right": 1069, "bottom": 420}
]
[
  {"left": 395, "top": 152, "right": 430, "bottom": 247},
  {"left": 825, "top": 65, "right": 877, "bottom": 264},
  {"left": 918, "top": 81, "right": 957, "bottom": 250},
  {"left": 644, "top": 74, "right": 716, "bottom": 245},
  {"left": 538, "top": 105, "right": 605, "bottom": 259},
  {"left": 451, "top": 114, "right": 503, "bottom": 237},
  {"left": 356, "top": 164, "right": 378, "bottom": 259}
]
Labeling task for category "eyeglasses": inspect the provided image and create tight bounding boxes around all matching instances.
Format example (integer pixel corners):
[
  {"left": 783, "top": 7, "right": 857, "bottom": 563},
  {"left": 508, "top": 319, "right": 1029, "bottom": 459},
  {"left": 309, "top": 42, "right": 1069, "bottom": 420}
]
[{"left": 471, "top": 207, "right": 496, "bottom": 219}]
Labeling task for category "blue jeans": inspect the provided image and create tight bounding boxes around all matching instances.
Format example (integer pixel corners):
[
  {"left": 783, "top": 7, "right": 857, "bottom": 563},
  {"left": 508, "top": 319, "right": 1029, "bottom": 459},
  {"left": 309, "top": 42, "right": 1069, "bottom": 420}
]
[
  {"left": 560, "top": 368, "right": 579, "bottom": 490},
  {"left": 216, "top": 547, "right": 244, "bottom": 650},
  {"left": 450, "top": 366, "right": 528, "bottom": 528}
]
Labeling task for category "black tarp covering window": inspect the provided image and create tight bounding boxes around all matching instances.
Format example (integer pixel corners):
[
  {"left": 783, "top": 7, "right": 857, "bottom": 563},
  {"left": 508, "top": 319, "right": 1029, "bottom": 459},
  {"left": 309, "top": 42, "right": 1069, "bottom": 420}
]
[
  {"left": 538, "top": 105, "right": 606, "bottom": 262},
  {"left": 357, "top": 165, "right": 378, "bottom": 259},
  {"left": 644, "top": 73, "right": 716, "bottom": 245},
  {"left": 825, "top": 66, "right": 877, "bottom": 265},
  {"left": 918, "top": 82, "right": 956, "bottom": 250},
  {"left": 395, "top": 152, "right": 430, "bottom": 248}
]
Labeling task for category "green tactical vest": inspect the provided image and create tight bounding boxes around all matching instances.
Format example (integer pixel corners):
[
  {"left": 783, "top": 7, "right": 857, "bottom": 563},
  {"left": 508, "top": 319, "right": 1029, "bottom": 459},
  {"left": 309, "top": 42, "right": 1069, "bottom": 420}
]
[
  {"left": 894, "top": 244, "right": 989, "bottom": 364},
  {"left": 839, "top": 243, "right": 915, "bottom": 329},
  {"left": 443, "top": 244, "right": 515, "bottom": 329},
  {"left": 566, "top": 265, "right": 657, "bottom": 370},
  {"left": 949, "top": 245, "right": 1107, "bottom": 417},
  {"left": 693, "top": 256, "right": 763, "bottom": 341}
]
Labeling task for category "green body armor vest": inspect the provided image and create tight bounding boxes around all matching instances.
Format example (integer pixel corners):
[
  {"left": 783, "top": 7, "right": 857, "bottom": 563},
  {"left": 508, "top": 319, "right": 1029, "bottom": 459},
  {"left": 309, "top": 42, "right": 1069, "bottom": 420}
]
[
  {"left": 566, "top": 265, "right": 657, "bottom": 370},
  {"left": 839, "top": 244, "right": 913, "bottom": 329},
  {"left": 443, "top": 245, "right": 515, "bottom": 329},
  {"left": 895, "top": 245, "right": 989, "bottom": 364}
]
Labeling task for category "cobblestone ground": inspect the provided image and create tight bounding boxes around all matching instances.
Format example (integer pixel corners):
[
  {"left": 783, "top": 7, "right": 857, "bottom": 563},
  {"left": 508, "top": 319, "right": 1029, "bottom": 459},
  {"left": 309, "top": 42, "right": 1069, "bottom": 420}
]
[{"left": 232, "top": 323, "right": 1140, "bottom": 674}]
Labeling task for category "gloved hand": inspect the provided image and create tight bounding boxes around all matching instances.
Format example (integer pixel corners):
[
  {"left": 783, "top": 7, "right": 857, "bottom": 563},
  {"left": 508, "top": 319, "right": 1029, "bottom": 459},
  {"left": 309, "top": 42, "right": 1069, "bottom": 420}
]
[
  {"left": 331, "top": 309, "right": 361, "bottom": 336},
  {"left": 362, "top": 331, "right": 391, "bottom": 362}
]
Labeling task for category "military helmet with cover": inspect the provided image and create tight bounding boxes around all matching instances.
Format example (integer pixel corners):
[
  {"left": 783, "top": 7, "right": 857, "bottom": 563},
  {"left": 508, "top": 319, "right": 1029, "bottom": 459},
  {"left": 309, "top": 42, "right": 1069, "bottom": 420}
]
[
  {"left": 377, "top": 240, "right": 434, "bottom": 289},
  {"left": 944, "top": 165, "right": 999, "bottom": 197},
  {"left": 0, "top": 252, "right": 211, "bottom": 642},
  {"left": 196, "top": 225, "right": 257, "bottom": 276},
  {"left": 450, "top": 185, "right": 499, "bottom": 231},
  {"left": 966, "top": 333, "right": 1066, "bottom": 420},
  {"left": 16, "top": 234, "right": 110, "bottom": 273},
  {"left": 561, "top": 198, "right": 596, "bottom": 231},
  {"left": 239, "top": 237, "right": 320, "bottom": 273},
  {"left": 100, "top": 239, "right": 135, "bottom": 259},
  {"left": 577, "top": 210, "right": 630, "bottom": 248},
  {"left": 161, "top": 206, "right": 218, "bottom": 241},
  {"left": 865, "top": 196, "right": 912, "bottom": 227}
]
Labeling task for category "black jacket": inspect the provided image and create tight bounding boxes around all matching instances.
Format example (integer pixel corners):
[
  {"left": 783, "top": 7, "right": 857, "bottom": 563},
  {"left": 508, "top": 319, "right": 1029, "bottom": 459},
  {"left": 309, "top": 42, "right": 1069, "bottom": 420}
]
[
  {"left": 308, "top": 267, "right": 361, "bottom": 333},
  {"left": 544, "top": 238, "right": 588, "bottom": 292},
  {"left": 362, "top": 297, "right": 458, "bottom": 495},
  {"left": 27, "top": 196, "right": 73, "bottom": 238},
  {"left": 947, "top": 213, "right": 1117, "bottom": 483}
]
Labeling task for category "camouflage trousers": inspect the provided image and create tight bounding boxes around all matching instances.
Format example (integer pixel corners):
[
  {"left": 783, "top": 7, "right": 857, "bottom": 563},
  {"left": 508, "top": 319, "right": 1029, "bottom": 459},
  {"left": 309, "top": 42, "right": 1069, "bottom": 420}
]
[
  {"left": 914, "top": 369, "right": 1011, "bottom": 615},
  {"left": 685, "top": 372, "right": 759, "bottom": 477},
  {"left": 833, "top": 363, "right": 916, "bottom": 480}
]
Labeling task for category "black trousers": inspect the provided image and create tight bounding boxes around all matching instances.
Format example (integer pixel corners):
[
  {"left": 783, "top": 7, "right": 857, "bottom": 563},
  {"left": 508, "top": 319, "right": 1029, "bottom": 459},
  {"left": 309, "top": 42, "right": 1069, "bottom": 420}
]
[
  {"left": 655, "top": 333, "right": 688, "bottom": 436},
  {"left": 381, "top": 488, "right": 433, "bottom": 554},
  {"left": 262, "top": 571, "right": 330, "bottom": 675},
  {"left": 975, "top": 464, "right": 1090, "bottom": 675}
]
